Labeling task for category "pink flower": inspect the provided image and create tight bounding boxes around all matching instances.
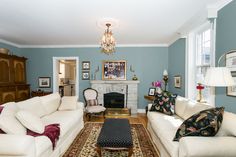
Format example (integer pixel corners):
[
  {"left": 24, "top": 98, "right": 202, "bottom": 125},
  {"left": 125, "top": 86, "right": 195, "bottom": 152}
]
[{"left": 152, "top": 81, "right": 162, "bottom": 88}]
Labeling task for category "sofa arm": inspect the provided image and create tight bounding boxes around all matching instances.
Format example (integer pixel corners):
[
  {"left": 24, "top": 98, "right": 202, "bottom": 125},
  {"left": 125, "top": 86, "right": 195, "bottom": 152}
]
[
  {"left": 0, "top": 134, "right": 35, "bottom": 156},
  {"left": 77, "top": 102, "right": 84, "bottom": 110},
  {"left": 148, "top": 103, "right": 153, "bottom": 111},
  {"left": 179, "top": 136, "right": 236, "bottom": 157}
]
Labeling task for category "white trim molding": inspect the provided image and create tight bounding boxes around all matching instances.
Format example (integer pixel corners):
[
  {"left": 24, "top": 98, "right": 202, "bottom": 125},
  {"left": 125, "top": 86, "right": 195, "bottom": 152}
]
[{"left": 137, "top": 109, "right": 146, "bottom": 113}]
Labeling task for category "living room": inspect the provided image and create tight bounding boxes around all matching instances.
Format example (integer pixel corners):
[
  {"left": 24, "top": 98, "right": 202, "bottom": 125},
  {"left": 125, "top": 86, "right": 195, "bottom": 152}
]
[{"left": 0, "top": 0, "right": 236, "bottom": 157}]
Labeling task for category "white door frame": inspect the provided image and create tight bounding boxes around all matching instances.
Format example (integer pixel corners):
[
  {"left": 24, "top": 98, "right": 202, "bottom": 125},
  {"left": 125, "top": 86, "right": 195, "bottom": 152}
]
[{"left": 52, "top": 56, "right": 79, "bottom": 96}]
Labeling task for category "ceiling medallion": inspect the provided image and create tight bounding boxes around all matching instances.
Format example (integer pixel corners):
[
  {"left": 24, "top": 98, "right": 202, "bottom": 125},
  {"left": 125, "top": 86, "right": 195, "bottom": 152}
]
[{"left": 100, "top": 23, "right": 116, "bottom": 55}]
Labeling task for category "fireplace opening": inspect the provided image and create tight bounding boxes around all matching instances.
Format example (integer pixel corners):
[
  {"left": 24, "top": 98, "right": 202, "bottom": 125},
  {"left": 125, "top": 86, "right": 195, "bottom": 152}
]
[{"left": 104, "top": 92, "right": 125, "bottom": 108}]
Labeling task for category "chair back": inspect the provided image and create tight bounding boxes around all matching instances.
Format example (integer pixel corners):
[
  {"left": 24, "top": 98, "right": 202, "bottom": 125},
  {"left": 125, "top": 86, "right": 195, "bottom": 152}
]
[{"left": 83, "top": 88, "right": 98, "bottom": 107}]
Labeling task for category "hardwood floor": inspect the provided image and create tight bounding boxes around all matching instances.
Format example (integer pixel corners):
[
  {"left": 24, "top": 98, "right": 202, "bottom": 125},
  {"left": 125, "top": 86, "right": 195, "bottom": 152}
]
[{"left": 84, "top": 113, "right": 148, "bottom": 128}]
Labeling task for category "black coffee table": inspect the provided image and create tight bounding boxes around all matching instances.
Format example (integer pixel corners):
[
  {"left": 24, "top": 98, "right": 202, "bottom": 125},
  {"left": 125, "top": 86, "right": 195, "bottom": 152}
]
[{"left": 96, "top": 118, "right": 133, "bottom": 157}]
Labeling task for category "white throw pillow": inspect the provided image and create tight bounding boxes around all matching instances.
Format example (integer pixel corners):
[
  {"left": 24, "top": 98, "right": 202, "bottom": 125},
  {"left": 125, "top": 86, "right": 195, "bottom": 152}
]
[
  {"left": 216, "top": 111, "right": 236, "bottom": 136},
  {"left": 175, "top": 96, "right": 189, "bottom": 118},
  {"left": 17, "top": 97, "right": 47, "bottom": 117},
  {"left": 0, "top": 116, "right": 26, "bottom": 135},
  {"left": 1, "top": 102, "right": 18, "bottom": 116},
  {"left": 16, "top": 110, "right": 45, "bottom": 134},
  {"left": 40, "top": 93, "right": 61, "bottom": 115},
  {"left": 58, "top": 96, "right": 78, "bottom": 111}
]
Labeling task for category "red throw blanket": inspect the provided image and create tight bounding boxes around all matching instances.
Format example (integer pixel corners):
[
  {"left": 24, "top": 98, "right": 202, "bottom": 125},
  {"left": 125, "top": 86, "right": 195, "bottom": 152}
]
[
  {"left": 27, "top": 124, "right": 60, "bottom": 150},
  {"left": 0, "top": 106, "right": 4, "bottom": 114},
  {"left": 0, "top": 106, "right": 4, "bottom": 133}
]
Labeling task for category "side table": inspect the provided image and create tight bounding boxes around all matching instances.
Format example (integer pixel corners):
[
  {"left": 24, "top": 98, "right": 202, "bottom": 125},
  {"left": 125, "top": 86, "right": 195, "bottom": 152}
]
[
  {"left": 144, "top": 95, "right": 155, "bottom": 114},
  {"left": 31, "top": 91, "right": 52, "bottom": 97}
]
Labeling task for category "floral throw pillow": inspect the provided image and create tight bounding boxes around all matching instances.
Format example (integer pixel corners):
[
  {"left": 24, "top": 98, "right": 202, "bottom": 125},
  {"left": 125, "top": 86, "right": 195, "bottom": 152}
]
[
  {"left": 150, "top": 93, "right": 177, "bottom": 115},
  {"left": 173, "top": 107, "right": 224, "bottom": 141}
]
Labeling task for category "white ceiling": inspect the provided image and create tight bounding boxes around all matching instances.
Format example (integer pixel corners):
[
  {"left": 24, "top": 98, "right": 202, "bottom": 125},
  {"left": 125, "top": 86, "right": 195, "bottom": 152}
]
[{"left": 0, "top": 0, "right": 230, "bottom": 47}]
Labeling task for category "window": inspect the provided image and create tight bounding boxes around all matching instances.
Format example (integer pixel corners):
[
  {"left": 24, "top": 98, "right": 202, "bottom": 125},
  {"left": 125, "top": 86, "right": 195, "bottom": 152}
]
[
  {"left": 187, "top": 22, "right": 215, "bottom": 105},
  {"left": 196, "top": 28, "right": 212, "bottom": 103}
]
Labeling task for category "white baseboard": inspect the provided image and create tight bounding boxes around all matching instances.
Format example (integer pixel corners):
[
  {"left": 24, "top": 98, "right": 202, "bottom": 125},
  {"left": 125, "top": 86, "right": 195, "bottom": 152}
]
[{"left": 137, "top": 109, "right": 146, "bottom": 113}]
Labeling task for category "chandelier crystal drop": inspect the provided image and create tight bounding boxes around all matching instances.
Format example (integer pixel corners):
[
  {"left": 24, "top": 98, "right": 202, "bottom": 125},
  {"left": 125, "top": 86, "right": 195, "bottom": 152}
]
[{"left": 100, "top": 23, "right": 116, "bottom": 55}]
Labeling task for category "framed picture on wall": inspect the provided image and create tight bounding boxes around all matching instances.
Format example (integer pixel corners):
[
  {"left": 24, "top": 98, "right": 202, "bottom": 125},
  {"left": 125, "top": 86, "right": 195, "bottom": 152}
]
[
  {"left": 82, "top": 61, "right": 90, "bottom": 70},
  {"left": 82, "top": 71, "right": 90, "bottom": 80},
  {"left": 38, "top": 77, "right": 51, "bottom": 88},
  {"left": 226, "top": 71, "right": 236, "bottom": 97},
  {"left": 102, "top": 60, "right": 126, "bottom": 80},
  {"left": 174, "top": 75, "right": 181, "bottom": 88},
  {"left": 148, "top": 88, "right": 156, "bottom": 96}
]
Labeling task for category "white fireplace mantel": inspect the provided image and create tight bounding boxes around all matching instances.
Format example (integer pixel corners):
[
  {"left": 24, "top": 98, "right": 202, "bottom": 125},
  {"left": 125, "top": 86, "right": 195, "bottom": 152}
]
[{"left": 90, "top": 80, "right": 140, "bottom": 114}]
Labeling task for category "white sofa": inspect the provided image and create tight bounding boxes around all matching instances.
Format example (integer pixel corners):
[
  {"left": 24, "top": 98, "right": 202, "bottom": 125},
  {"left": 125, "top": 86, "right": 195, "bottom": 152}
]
[
  {"left": 147, "top": 96, "right": 236, "bottom": 157},
  {"left": 0, "top": 93, "right": 84, "bottom": 157}
]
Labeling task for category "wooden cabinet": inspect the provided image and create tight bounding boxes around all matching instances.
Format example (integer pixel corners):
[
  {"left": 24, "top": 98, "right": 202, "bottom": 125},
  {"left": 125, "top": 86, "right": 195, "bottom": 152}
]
[
  {"left": 0, "top": 53, "right": 30, "bottom": 104},
  {"left": 31, "top": 91, "right": 52, "bottom": 97}
]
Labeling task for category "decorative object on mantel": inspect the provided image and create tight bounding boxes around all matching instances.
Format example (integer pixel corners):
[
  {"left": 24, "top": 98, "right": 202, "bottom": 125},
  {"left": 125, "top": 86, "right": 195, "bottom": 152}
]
[
  {"left": 174, "top": 75, "right": 181, "bottom": 88},
  {"left": 82, "top": 61, "right": 90, "bottom": 70},
  {"left": 130, "top": 65, "right": 138, "bottom": 80},
  {"left": 102, "top": 60, "right": 126, "bottom": 80},
  {"left": 196, "top": 83, "right": 204, "bottom": 102},
  {"left": 93, "top": 66, "right": 99, "bottom": 80},
  {"left": 100, "top": 23, "right": 116, "bottom": 55},
  {"left": 204, "top": 50, "right": 235, "bottom": 95},
  {"left": 163, "top": 69, "right": 168, "bottom": 91}
]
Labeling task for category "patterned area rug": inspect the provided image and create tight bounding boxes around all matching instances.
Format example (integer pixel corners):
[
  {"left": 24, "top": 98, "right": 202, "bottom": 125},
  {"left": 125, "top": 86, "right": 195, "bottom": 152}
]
[{"left": 63, "top": 122, "right": 159, "bottom": 157}]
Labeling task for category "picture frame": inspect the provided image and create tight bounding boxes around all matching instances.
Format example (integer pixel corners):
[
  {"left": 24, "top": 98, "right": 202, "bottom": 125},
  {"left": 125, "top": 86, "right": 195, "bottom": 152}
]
[
  {"left": 174, "top": 75, "right": 181, "bottom": 88},
  {"left": 102, "top": 60, "right": 126, "bottom": 80},
  {"left": 82, "top": 61, "right": 90, "bottom": 70},
  {"left": 38, "top": 77, "right": 51, "bottom": 88},
  {"left": 226, "top": 50, "right": 236, "bottom": 97},
  {"left": 148, "top": 88, "right": 156, "bottom": 96},
  {"left": 82, "top": 71, "right": 90, "bottom": 80},
  {"left": 226, "top": 71, "right": 236, "bottom": 97}
]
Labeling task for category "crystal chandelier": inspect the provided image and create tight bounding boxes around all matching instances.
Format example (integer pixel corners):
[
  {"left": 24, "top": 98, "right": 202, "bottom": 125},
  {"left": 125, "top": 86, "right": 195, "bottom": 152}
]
[{"left": 101, "top": 23, "right": 116, "bottom": 55}]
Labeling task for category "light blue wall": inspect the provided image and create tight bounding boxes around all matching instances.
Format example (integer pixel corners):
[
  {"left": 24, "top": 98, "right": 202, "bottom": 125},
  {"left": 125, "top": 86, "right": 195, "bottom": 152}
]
[
  {"left": 0, "top": 43, "right": 21, "bottom": 55},
  {"left": 215, "top": 1, "right": 236, "bottom": 112},
  {"left": 20, "top": 47, "right": 168, "bottom": 109},
  {"left": 168, "top": 38, "right": 186, "bottom": 96}
]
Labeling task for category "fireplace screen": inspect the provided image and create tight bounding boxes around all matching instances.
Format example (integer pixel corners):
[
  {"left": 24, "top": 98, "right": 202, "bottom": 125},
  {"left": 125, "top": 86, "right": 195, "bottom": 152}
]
[{"left": 104, "top": 92, "right": 125, "bottom": 108}]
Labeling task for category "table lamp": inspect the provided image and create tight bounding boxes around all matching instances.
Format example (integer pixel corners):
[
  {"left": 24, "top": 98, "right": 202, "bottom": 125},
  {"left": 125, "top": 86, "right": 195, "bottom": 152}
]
[{"left": 203, "top": 52, "right": 235, "bottom": 87}]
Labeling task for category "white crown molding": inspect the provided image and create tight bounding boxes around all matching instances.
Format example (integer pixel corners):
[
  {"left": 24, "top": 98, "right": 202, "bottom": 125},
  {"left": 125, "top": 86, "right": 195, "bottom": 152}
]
[
  {"left": 207, "top": 0, "right": 232, "bottom": 11},
  {"left": 0, "top": 39, "right": 21, "bottom": 48},
  {"left": 0, "top": 39, "right": 169, "bottom": 48}
]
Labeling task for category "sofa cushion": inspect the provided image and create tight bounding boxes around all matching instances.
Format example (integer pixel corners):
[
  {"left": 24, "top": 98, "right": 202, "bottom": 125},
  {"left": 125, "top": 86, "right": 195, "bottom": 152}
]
[
  {"left": 0, "top": 116, "right": 26, "bottom": 135},
  {"left": 182, "top": 101, "right": 212, "bottom": 120},
  {"left": 217, "top": 111, "right": 236, "bottom": 137},
  {"left": 173, "top": 107, "right": 224, "bottom": 141},
  {"left": 35, "top": 136, "right": 52, "bottom": 157},
  {"left": 41, "top": 109, "right": 83, "bottom": 137},
  {"left": 150, "top": 93, "right": 177, "bottom": 115},
  {"left": 17, "top": 97, "right": 47, "bottom": 117},
  {"left": 58, "top": 96, "right": 78, "bottom": 111},
  {"left": 148, "top": 112, "right": 182, "bottom": 157},
  {"left": 175, "top": 96, "right": 189, "bottom": 118},
  {"left": 40, "top": 93, "right": 61, "bottom": 115},
  {"left": 16, "top": 110, "right": 45, "bottom": 134}
]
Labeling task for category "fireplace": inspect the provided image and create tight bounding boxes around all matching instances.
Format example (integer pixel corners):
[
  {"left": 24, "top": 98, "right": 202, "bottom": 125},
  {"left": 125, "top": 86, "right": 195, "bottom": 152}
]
[{"left": 104, "top": 92, "right": 125, "bottom": 108}]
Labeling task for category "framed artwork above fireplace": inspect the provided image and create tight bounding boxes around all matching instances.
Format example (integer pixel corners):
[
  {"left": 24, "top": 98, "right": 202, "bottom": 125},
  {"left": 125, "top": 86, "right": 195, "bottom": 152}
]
[{"left": 102, "top": 60, "right": 126, "bottom": 80}]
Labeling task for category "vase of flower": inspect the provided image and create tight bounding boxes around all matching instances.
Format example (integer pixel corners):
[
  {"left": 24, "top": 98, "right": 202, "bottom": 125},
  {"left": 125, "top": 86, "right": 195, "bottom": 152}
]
[{"left": 152, "top": 81, "right": 163, "bottom": 94}]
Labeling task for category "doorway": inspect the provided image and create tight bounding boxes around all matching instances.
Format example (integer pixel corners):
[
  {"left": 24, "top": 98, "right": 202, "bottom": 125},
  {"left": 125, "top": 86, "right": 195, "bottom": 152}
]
[{"left": 52, "top": 57, "right": 79, "bottom": 96}]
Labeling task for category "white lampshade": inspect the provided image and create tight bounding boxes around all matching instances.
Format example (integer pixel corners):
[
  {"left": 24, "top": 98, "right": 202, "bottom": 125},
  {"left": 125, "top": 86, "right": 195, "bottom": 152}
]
[
  {"left": 163, "top": 70, "right": 168, "bottom": 76},
  {"left": 203, "top": 67, "right": 235, "bottom": 87}
]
